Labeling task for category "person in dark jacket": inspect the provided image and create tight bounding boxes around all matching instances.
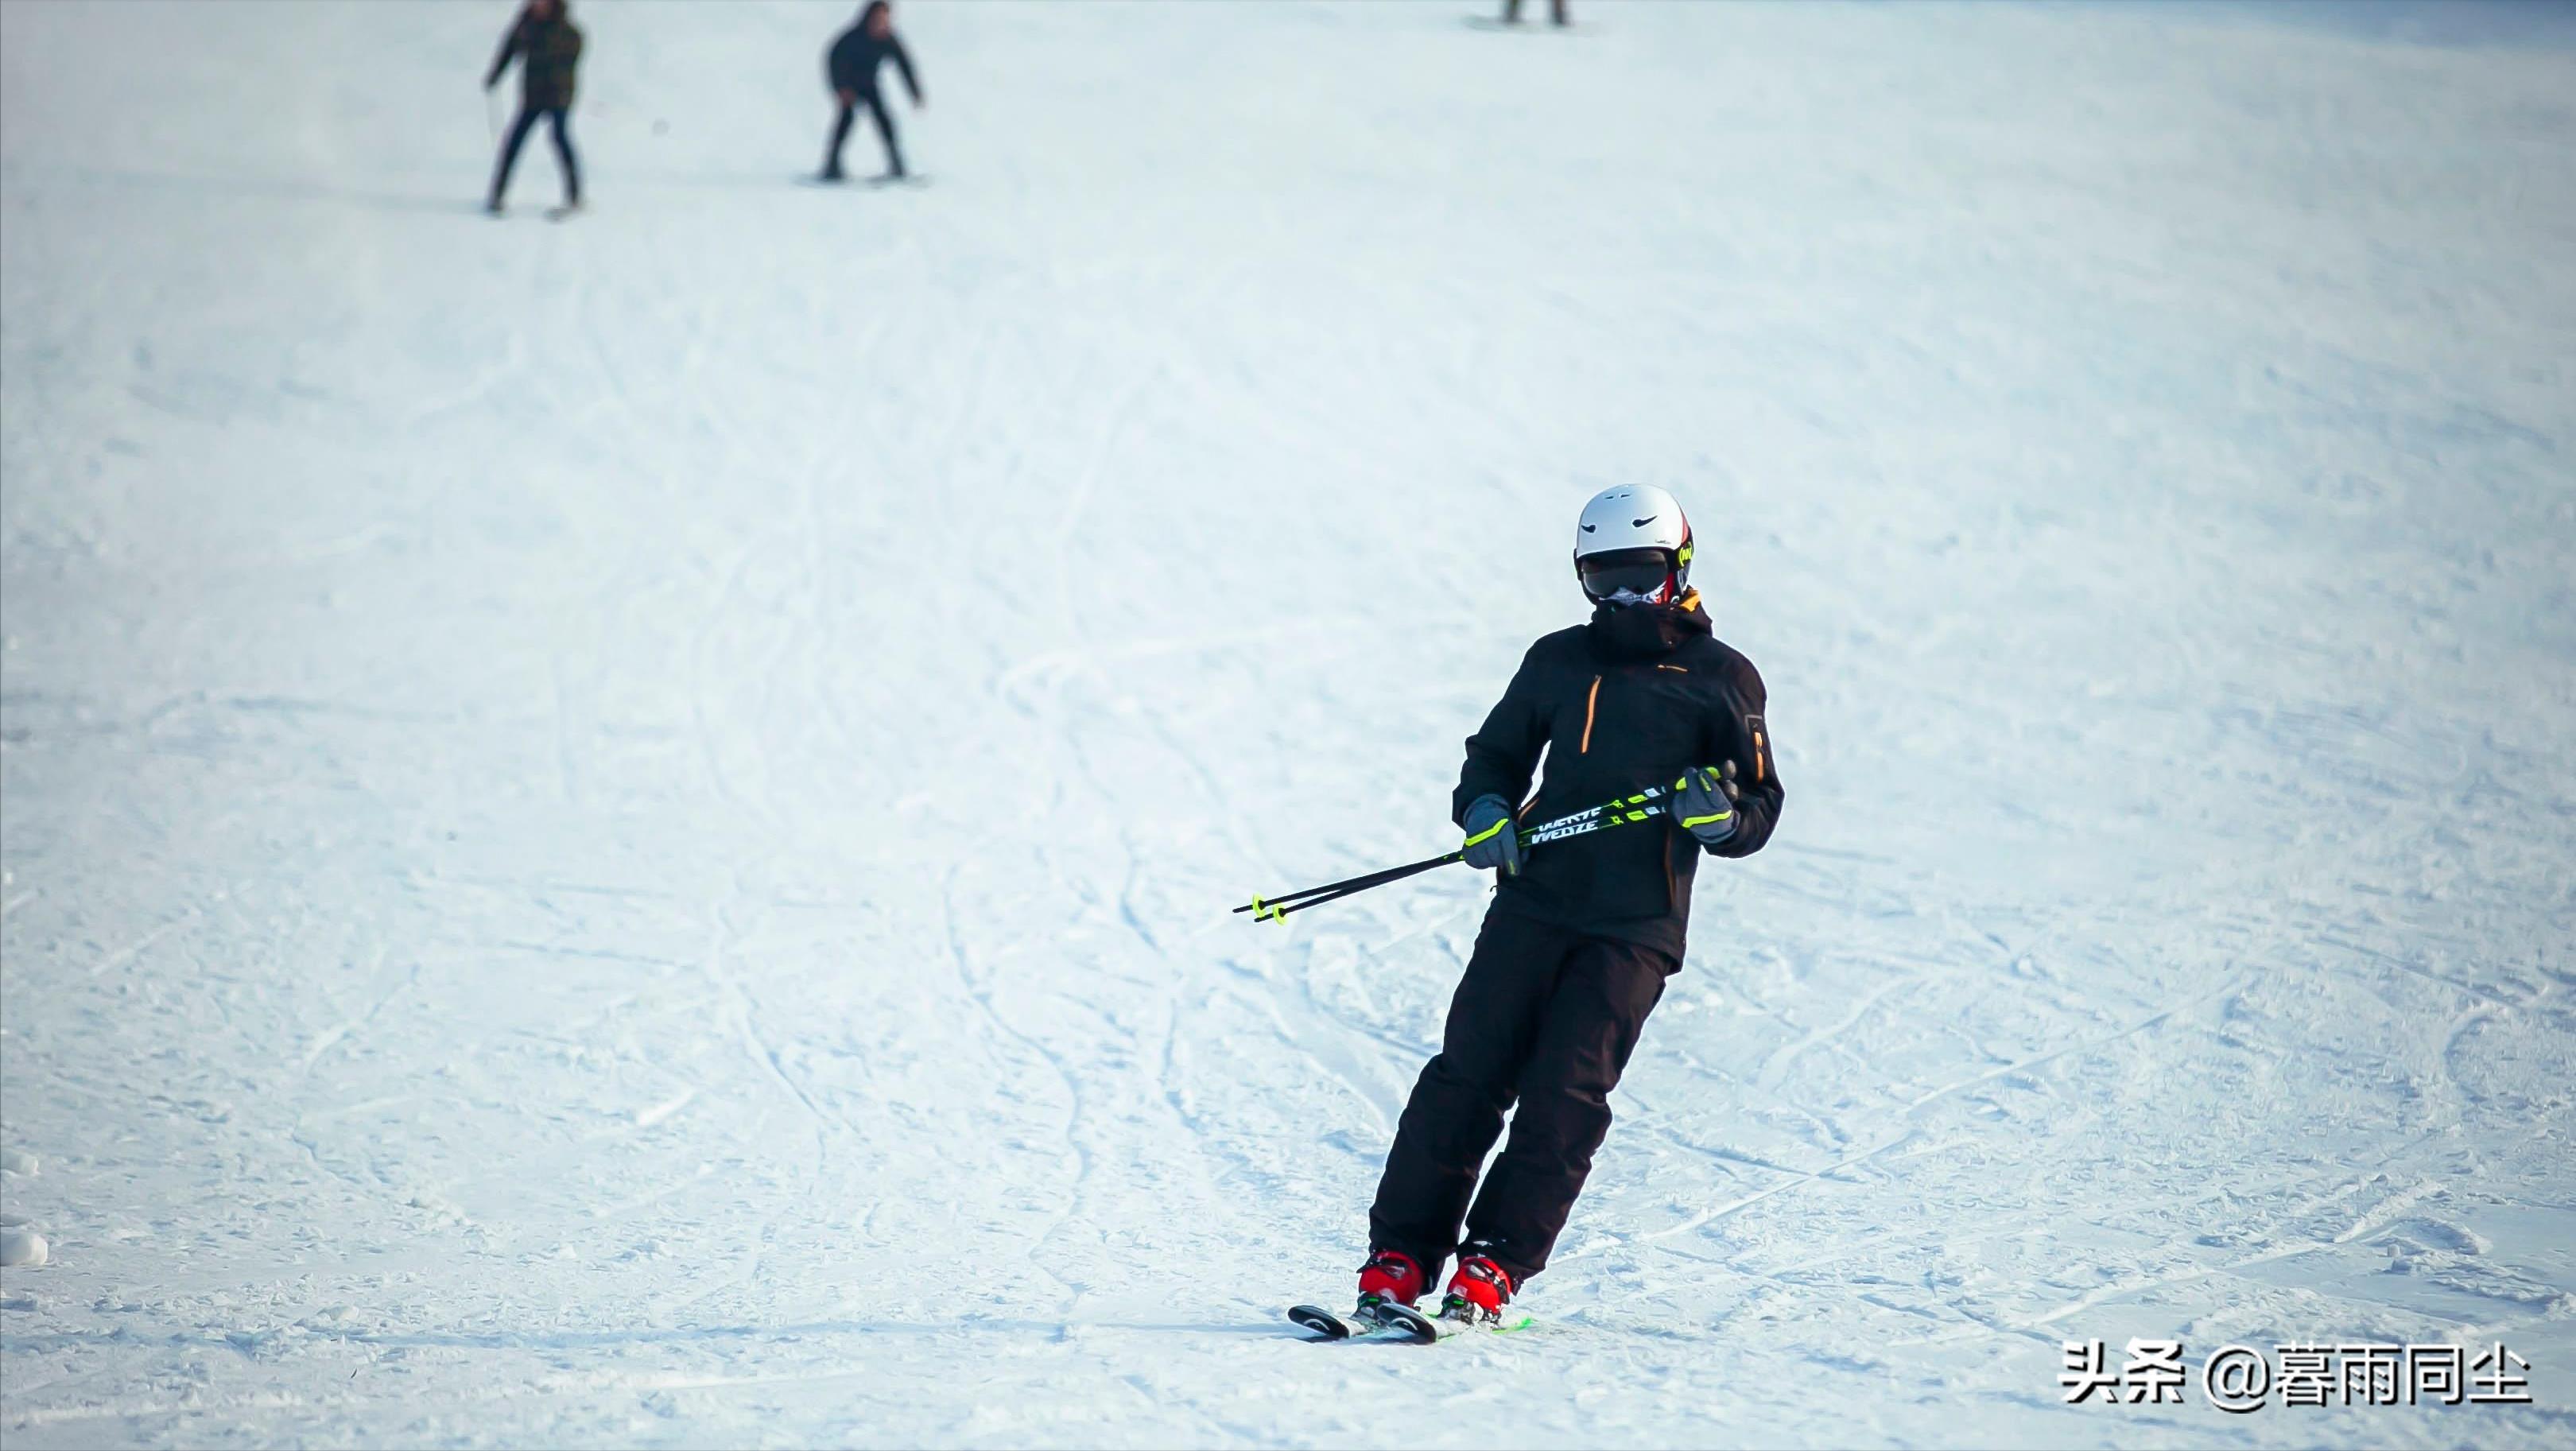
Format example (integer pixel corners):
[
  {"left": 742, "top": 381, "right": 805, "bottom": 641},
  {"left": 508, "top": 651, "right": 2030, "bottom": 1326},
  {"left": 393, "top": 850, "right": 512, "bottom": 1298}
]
[
  {"left": 821, "top": 1, "right": 923, "bottom": 182},
  {"left": 484, "top": 0, "right": 584, "bottom": 214},
  {"left": 1502, "top": 0, "right": 1571, "bottom": 25},
  {"left": 1348, "top": 485, "right": 1785, "bottom": 1332}
]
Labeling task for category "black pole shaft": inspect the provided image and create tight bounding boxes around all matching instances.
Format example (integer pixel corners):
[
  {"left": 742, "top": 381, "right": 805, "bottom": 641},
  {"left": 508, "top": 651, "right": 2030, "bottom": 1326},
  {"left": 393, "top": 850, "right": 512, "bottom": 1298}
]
[
  {"left": 1239, "top": 851, "right": 1459, "bottom": 921},
  {"left": 1234, "top": 783, "right": 1671, "bottom": 923}
]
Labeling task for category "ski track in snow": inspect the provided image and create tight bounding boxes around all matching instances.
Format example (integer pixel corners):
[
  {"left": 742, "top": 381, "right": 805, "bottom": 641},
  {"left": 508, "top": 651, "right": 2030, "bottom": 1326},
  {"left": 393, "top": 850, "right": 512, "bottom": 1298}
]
[{"left": 3, "top": 2, "right": 2573, "bottom": 1445}]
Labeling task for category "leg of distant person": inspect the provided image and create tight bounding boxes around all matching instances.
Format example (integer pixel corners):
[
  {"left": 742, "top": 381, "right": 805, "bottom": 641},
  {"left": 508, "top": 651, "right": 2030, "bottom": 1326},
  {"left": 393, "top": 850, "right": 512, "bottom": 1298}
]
[
  {"left": 867, "top": 94, "right": 906, "bottom": 179},
  {"left": 546, "top": 108, "right": 580, "bottom": 208},
  {"left": 824, "top": 101, "right": 856, "bottom": 180},
  {"left": 487, "top": 104, "right": 540, "bottom": 211}
]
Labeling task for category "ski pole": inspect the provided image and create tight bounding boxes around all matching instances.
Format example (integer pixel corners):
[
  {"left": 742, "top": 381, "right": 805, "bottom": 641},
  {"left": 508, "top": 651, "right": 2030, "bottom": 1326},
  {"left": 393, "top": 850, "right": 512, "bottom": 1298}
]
[
  {"left": 1236, "top": 786, "right": 1672, "bottom": 916},
  {"left": 1240, "top": 787, "right": 1670, "bottom": 922},
  {"left": 1248, "top": 788, "right": 1672, "bottom": 922},
  {"left": 1251, "top": 861, "right": 1461, "bottom": 921},
  {"left": 1236, "top": 819, "right": 1553, "bottom": 921},
  {"left": 1242, "top": 854, "right": 1456, "bottom": 922},
  {"left": 1236, "top": 785, "right": 1670, "bottom": 923}
]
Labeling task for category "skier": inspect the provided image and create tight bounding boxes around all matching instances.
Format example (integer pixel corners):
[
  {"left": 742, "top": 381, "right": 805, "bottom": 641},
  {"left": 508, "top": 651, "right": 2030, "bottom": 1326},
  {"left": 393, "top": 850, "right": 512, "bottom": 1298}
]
[
  {"left": 1351, "top": 486, "right": 1783, "bottom": 1333},
  {"left": 821, "top": 1, "right": 925, "bottom": 183},
  {"left": 483, "top": 0, "right": 584, "bottom": 215}
]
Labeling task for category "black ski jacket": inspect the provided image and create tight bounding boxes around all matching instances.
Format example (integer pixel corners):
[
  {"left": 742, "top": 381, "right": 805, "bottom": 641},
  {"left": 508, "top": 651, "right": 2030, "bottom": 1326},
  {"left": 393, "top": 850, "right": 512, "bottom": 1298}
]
[
  {"left": 1452, "top": 593, "right": 1783, "bottom": 960},
  {"left": 487, "top": 7, "right": 584, "bottom": 111},
  {"left": 827, "top": 25, "right": 921, "bottom": 102}
]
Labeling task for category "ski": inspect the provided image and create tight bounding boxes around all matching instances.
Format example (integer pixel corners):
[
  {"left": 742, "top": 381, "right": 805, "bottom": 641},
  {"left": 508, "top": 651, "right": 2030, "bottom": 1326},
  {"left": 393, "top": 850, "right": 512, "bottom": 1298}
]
[
  {"left": 1377, "top": 1301, "right": 1441, "bottom": 1343},
  {"left": 1286, "top": 1302, "right": 1417, "bottom": 1341},
  {"left": 1377, "top": 1302, "right": 1536, "bottom": 1343},
  {"left": 1286, "top": 1303, "right": 1364, "bottom": 1340},
  {"left": 1432, "top": 1309, "right": 1537, "bottom": 1338},
  {"left": 1463, "top": 16, "right": 1593, "bottom": 33}
]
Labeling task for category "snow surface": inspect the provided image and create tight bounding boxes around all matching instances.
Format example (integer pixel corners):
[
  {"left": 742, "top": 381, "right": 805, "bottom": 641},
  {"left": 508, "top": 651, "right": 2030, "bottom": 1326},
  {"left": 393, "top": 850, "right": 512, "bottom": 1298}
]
[{"left": 3, "top": 2, "right": 2572, "bottom": 1445}]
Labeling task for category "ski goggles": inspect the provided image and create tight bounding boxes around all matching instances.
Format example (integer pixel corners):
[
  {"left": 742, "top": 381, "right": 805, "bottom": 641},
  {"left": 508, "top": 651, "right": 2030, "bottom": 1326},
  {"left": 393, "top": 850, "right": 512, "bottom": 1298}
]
[{"left": 1577, "top": 548, "right": 1677, "bottom": 603}]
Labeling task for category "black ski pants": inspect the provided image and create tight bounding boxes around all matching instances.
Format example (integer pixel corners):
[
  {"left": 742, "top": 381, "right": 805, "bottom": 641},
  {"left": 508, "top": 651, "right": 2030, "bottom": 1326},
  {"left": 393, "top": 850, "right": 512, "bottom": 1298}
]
[
  {"left": 828, "top": 92, "right": 904, "bottom": 178},
  {"left": 491, "top": 105, "right": 580, "bottom": 208},
  {"left": 1369, "top": 910, "right": 1674, "bottom": 1291}
]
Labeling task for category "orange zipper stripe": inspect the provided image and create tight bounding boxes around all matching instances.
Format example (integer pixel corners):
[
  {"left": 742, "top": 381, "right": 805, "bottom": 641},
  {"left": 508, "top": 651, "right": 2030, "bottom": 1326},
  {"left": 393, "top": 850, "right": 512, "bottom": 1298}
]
[{"left": 1580, "top": 676, "right": 1600, "bottom": 755}]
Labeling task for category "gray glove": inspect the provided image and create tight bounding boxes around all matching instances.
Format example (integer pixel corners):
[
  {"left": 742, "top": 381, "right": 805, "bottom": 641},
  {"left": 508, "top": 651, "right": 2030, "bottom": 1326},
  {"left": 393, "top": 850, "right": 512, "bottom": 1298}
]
[
  {"left": 1459, "top": 795, "right": 1524, "bottom": 876},
  {"left": 1668, "top": 763, "right": 1739, "bottom": 845}
]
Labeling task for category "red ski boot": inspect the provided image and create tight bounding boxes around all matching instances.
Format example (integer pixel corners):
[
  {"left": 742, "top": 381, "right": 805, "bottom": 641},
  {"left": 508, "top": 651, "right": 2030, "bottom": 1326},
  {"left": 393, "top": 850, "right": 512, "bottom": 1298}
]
[
  {"left": 1288, "top": 1250, "right": 1427, "bottom": 1340},
  {"left": 1356, "top": 1248, "right": 1426, "bottom": 1321},
  {"left": 1437, "top": 1250, "right": 1516, "bottom": 1329}
]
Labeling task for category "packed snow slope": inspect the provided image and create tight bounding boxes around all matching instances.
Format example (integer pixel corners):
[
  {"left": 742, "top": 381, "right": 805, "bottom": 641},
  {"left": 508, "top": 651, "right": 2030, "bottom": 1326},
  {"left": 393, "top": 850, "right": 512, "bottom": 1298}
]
[{"left": 4, "top": 2, "right": 2573, "bottom": 1445}]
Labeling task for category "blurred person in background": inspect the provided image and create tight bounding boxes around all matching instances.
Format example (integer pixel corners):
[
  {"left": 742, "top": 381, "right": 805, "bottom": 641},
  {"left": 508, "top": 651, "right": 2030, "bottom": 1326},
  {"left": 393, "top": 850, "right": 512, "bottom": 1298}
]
[
  {"left": 484, "top": 0, "right": 584, "bottom": 215},
  {"left": 1501, "top": 0, "right": 1571, "bottom": 25},
  {"left": 821, "top": 1, "right": 925, "bottom": 183}
]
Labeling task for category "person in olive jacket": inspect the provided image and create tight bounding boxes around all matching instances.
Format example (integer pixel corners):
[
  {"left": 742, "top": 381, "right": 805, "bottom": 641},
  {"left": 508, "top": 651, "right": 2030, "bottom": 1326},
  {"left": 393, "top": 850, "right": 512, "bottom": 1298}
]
[
  {"left": 1348, "top": 484, "right": 1785, "bottom": 1332},
  {"left": 821, "top": 1, "right": 923, "bottom": 182},
  {"left": 484, "top": 0, "right": 584, "bottom": 213}
]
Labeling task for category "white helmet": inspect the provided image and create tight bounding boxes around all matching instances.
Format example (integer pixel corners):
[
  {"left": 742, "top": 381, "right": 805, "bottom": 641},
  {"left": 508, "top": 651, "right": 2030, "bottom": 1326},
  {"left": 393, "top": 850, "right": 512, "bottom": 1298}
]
[{"left": 1572, "top": 485, "right": 1693, "bottom": 605}]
